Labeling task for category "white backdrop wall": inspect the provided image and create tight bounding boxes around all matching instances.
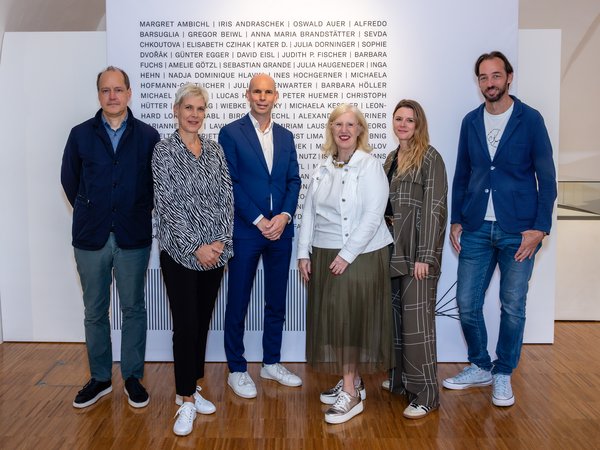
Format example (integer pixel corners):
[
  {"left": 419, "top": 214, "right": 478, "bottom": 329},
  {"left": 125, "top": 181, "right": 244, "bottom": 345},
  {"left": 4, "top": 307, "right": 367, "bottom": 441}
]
[
  {"left": 517, "top": 30, "right": 560, "bottom": 340},
  {"left": 0, "top": 17, "right": 559, "bottom": 363},
  {"left": 105, "top": 0, "right": 525, "bottom": 362},
  {"left": 0, "top": 32, "right": 106, "bottom": 342}
]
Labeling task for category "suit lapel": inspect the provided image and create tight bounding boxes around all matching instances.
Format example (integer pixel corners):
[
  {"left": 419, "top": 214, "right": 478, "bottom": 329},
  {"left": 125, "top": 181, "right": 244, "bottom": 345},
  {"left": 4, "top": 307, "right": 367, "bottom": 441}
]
[
  {"left": 241, "top": 114, "right": 270, "bottom": 173},
  {"left": 495, "top": 100, "right": 521, "bottom": 159},
  {"left": 472, "top": 105, "right": 491, "bottom": 162},
  {"left": 95, "top": 124, "right": 117, "bottom": 158}
]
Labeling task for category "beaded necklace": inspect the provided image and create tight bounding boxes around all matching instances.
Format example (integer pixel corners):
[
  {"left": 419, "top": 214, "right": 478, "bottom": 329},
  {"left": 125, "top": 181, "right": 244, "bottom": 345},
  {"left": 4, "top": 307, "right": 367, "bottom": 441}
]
[{"left": 332, "top": 150, "right": 355, "bottom": 168}]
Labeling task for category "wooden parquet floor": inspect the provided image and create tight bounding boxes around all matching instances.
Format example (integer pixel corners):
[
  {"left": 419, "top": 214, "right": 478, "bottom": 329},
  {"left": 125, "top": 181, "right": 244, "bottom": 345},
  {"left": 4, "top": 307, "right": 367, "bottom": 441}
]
[{"left": 1, "top": 322, "right": 599, "bottom": 449}]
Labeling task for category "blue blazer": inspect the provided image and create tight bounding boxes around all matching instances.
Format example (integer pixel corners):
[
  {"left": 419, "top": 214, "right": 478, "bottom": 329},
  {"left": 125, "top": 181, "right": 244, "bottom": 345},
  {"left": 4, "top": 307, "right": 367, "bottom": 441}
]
[
  {"left": 218, "top": 114, "right": 300, "bottom": 239},
  {"left": 61, "top": 108, "right": 160, "bottom": 250},
  {"left": 451, "top": 96, "right": 557, "bottom": 234}
]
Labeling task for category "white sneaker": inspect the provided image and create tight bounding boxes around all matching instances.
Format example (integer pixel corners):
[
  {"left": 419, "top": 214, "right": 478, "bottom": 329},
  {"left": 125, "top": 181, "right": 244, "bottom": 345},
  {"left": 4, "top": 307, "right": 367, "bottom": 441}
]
[
  {"left": 442, "top": 364, "right": 493, "bottom": 390},
  {"left": 492, "top": 374, "right": 515, "bottom": 407},
  {"left": 260, "top": 363, "right": 302, "bottom": 387},
  {"left": 228, "top": 371, "right": 257, "bottom": 398},
  {"left": 175, "top": 386, "right": 216, "bottom": 414},
  {"left": 173, "top": 402, "right": 196, "bottom": 436},
  {"left": 381, "top": 379, "right": 390, "bottom": 391},
  {"left": 403, "top": 402, "right": 434, "bottom": 419}
]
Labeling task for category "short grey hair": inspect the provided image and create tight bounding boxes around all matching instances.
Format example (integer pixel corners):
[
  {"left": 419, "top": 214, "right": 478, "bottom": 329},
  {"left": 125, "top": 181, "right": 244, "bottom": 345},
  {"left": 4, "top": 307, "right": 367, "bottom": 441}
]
[{"left": 173, "top": 83, "right": 209, "bottom": 108}]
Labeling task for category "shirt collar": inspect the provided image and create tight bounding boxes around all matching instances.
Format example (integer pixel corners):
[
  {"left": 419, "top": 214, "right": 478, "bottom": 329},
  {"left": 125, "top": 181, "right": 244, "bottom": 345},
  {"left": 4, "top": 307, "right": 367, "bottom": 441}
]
[
  {"left": 101, "top": 112, "right": 129, "bottom": 132},
  {"left": 248, "top": 113, "right": 273, "bottom": 134}
]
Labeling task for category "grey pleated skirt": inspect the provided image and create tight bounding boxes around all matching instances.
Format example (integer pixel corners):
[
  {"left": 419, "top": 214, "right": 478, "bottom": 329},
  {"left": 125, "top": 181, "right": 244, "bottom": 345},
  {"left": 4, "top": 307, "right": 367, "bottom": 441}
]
[{"left": 306, "top": 246, "right": 394, "bottom": 374}]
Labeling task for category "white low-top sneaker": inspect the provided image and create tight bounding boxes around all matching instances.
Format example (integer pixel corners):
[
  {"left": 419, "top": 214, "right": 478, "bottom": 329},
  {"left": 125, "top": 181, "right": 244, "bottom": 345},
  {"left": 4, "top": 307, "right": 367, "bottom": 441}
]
[
  {"left": 173, "top": 402, "right": 196, "bottom": 436},
  {"left": 381, "top": 379, "right": 391, "bottom": 391},
  {"left": 403, "top": 402, "right": 434, "bottom": 419},
  {"left": 228, "top": 371, "right": 257, "bottom": 398},
  {"left": 175, "top": 385, "right": 216, "bottom": 414},
  {"left": 442, "top": 364, "right": 493, "bottom": 390},
  {"left": 492, "top": 374, "right": 515, "bottom": 407},
  {"left": 260, "top": 363, "right": 302, "bottom": 387}
]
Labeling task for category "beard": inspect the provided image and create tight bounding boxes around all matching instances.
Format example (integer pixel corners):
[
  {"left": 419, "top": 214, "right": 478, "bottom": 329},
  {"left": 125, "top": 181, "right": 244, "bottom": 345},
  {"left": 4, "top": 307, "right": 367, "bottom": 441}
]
[{"left": 482, "top": 83, "right": 509, "bottom": 103}]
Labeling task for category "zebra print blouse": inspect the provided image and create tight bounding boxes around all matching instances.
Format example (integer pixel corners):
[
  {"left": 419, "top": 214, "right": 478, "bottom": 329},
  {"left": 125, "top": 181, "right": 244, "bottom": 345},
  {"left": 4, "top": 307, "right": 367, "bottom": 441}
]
[{"left": 152, "top": 130, "right": 234, "bottom": 271}]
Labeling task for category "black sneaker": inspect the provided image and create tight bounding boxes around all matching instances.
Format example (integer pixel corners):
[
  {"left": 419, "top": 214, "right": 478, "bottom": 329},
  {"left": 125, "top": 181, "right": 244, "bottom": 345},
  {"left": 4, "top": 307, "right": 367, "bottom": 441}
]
[
  {"left": 124, "top": 377, "right": 149, "bottom": 408},
  {"left": 73, "top": 378, "right": 112, "bottom": 408}
]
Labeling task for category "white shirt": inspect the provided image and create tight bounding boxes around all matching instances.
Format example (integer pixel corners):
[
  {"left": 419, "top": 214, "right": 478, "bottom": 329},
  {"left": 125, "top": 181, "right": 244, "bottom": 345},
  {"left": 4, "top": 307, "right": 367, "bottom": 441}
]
[
  {"left": 483, "top": 103, "right": 514, "bottom": 221},
  {"left": 248, "top": 113, "right": 276, "bottom": 224},
  {"left": 249, "top": 113, "right": 274, "bottom": 173}
]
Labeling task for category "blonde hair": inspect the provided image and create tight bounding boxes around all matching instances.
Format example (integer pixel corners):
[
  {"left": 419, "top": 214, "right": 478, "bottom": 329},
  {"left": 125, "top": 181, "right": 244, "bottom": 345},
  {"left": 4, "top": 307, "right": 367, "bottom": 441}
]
[
  {"left": 393, "top": 99, "right": 430, "bottom": 174},
  {"left": 322, "top": 103, "right": 371, "bottom": 156}
]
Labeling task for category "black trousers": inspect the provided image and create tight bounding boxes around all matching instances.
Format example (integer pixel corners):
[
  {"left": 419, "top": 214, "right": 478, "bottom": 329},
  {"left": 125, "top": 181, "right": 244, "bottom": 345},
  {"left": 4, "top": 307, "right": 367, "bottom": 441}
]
[{"left": 160, "top": 251, "right": 224, "bottom": 396}]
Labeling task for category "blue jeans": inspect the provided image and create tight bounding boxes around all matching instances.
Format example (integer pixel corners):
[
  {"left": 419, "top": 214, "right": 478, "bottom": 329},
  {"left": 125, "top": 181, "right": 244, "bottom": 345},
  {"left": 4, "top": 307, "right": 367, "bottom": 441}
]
[
  {"left": 456, "top": 221, "right": 539, "bottom": 375},
  {"left": 74, "top": 234, "right": 150, "bottom": 381}
]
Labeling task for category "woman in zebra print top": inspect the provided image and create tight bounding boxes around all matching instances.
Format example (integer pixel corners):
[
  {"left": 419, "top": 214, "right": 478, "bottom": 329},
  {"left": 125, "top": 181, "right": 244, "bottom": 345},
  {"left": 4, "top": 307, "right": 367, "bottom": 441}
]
[{"left": 151, "top": 83, "right": 233, "bottom": 436}]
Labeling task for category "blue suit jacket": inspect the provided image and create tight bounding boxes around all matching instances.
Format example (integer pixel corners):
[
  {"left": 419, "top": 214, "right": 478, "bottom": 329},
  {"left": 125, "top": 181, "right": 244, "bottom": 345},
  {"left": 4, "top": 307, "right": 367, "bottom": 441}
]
[
  {"left": 218, "top": 114, "right": 301, "bottom": 239},
  {"left": 451, "top": 96, "right": 557, "bottom": 234}
]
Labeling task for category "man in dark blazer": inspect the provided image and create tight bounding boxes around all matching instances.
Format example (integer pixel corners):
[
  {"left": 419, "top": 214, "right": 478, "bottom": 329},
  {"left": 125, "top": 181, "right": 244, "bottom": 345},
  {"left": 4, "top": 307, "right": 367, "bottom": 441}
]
[
  {"left": 61, "top": 66, "right": 160, "bottom": 409},
  {"left": 219, "top": 74, "right": 302, "bottom": 398},
  {"left": 443, "top": 52, "right": 557, "bottom": 407}
]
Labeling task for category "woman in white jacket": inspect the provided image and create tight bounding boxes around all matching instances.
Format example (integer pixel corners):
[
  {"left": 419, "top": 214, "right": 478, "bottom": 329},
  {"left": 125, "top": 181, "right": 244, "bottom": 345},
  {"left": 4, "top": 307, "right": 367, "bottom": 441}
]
[{"left": 297, "top": 103, "right": 394, "bottom": 425}]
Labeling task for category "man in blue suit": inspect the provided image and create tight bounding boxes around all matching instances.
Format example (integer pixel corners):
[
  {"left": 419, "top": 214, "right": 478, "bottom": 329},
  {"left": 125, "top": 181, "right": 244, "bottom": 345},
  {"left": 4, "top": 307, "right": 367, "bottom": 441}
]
[
  {"left": 219, "top": 73, "right": 302, "bottom": 398},
  {"left": 443, "top": 52, "right": 557, "bottom": 407}
]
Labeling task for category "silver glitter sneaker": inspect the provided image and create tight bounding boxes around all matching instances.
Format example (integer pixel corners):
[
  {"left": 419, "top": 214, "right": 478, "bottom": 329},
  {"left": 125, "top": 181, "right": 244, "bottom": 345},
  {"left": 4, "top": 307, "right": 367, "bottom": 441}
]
[
  {"left": 320, "top": 378, "right": 366, "bottom": 405},
  {"left": 324, "top": 390, "right": 363, "bottom": 424}
]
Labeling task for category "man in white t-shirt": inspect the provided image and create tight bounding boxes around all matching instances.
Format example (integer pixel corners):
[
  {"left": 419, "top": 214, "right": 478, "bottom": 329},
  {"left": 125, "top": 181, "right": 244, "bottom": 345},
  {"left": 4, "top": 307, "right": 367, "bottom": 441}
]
[{"left": 443, "top": 51, "right": 557, "bottom": 407}]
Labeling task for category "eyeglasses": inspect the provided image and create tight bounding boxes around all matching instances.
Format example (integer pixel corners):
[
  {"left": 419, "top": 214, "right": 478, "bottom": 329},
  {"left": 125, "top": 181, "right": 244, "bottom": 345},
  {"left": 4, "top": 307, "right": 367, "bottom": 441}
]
[{"left": 331, "top": 122, "right": 358, "bottom": 130}]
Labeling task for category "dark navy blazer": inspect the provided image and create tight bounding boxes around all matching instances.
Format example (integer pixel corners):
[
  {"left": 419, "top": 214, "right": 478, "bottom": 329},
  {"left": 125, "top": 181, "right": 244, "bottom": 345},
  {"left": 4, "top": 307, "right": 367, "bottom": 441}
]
[
  {"left": 61, "top": 108, "right": 160, "bottom": 250},
  {"left": 451, "top": 96, "right": 557, "bottom": 234}
]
